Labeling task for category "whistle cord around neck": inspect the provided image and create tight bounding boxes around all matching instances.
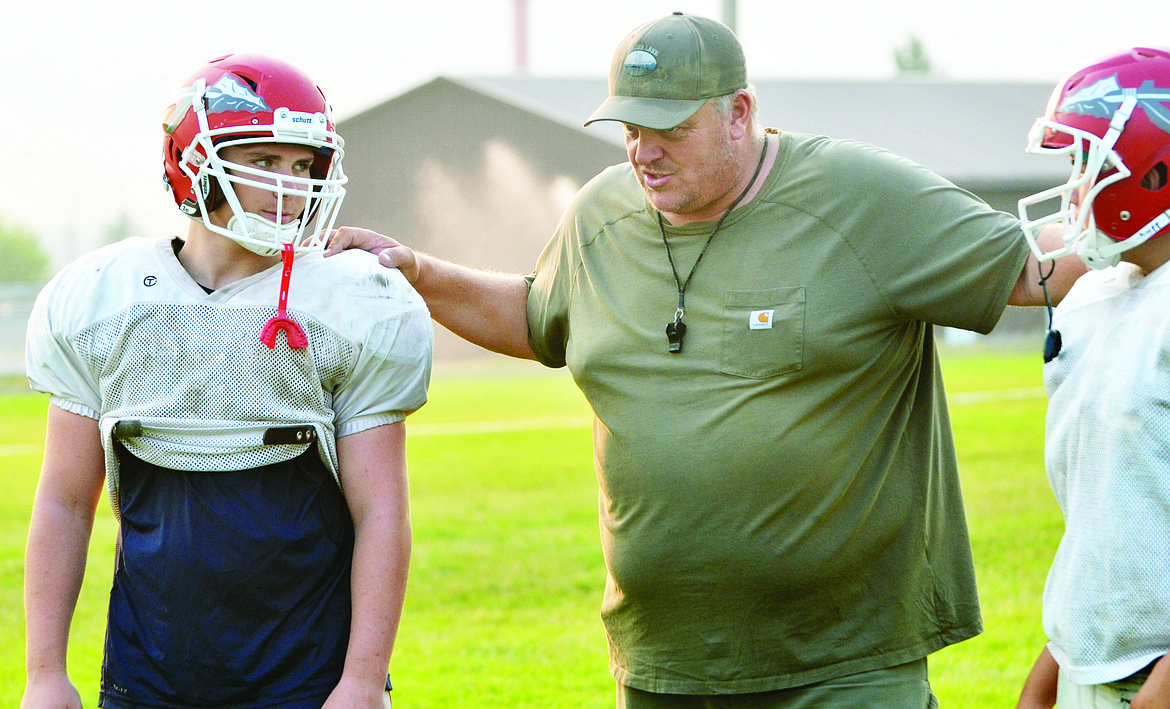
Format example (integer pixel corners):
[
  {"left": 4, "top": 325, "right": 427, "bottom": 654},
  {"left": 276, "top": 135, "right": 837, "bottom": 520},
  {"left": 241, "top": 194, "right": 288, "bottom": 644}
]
[
  {"left": 1038, "top": 259, "right": 1062, "bottom": 363},
  {"left": 659, "top": 133, "right": 770, "bottom": 353}
]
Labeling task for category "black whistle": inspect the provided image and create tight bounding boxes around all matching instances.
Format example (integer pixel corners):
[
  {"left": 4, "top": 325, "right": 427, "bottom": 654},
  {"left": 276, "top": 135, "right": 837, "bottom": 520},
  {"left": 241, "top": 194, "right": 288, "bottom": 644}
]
[
  {"left": 666, "top": 320, "right": 686, "bottom": 353},
  {"left": 1043, "top": 329, "right": 1062, "bottom": 363}
]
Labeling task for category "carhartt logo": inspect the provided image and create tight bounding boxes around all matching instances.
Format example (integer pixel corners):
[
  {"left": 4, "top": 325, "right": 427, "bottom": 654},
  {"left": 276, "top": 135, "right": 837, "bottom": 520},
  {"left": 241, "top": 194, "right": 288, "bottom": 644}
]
[
  {"left": 205, "top": 75, "right": 272, "bottom": 115},
  {"left": 749, "top": 309, "right": 774, "bottom": 330},
  {"left": 623, "top": 49, "right": 658, "bottom": 77},
  {"left": 1060, "top": 75, "right": 1170, "bottom": 135}
]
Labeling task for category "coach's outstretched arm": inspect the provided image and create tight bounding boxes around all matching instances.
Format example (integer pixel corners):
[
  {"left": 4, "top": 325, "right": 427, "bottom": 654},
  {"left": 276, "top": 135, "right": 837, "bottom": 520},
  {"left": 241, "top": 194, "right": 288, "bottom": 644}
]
[
  {"left": 326, "top": 228, "right": 536, "bottom": 361},
  {"left": 1008, "top": 224, "right": 1088, "bottom": 307}
]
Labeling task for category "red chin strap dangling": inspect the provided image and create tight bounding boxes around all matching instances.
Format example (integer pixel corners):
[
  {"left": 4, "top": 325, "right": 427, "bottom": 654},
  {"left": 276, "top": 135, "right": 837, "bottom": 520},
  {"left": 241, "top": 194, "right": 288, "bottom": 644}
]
[{"left": 260, "top": 243, "right": 308, "bottom": 349}]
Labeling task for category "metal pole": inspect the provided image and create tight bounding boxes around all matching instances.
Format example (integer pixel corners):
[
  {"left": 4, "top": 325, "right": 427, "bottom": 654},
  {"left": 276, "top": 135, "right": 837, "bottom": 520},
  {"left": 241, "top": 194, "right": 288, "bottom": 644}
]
[
  {"left": 514, "top": 0, "right": 529, "bottom": 74},
  {"left": 722, "top": 0, "right": 737, "bottom": 33}
]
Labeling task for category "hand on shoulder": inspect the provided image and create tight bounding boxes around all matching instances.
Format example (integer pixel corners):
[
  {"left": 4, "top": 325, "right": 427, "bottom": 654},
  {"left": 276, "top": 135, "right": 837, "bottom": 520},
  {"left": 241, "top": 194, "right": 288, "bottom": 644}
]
[{"left": 324, "top": 227, "right": 420, "bottom": 284}]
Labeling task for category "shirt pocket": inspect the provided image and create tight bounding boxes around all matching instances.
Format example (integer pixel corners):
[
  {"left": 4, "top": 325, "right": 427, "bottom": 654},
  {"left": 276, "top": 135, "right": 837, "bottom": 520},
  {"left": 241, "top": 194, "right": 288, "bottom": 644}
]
[{"left": 720, "top": 287, "right": 805, "bottom": 379}]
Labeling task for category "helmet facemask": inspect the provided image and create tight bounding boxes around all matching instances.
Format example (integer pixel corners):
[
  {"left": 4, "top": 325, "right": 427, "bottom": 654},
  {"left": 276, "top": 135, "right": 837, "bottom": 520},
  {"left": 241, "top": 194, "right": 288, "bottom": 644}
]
[{"left": 1019, "top": 95, "right": 1137, "bottom": 270}]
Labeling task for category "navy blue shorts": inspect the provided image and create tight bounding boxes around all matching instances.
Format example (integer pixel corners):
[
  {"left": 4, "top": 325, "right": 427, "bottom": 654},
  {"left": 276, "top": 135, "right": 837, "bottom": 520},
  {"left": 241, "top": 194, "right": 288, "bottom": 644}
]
[{"left": 100, "top": 444, "right": 356, "bottom": 709}]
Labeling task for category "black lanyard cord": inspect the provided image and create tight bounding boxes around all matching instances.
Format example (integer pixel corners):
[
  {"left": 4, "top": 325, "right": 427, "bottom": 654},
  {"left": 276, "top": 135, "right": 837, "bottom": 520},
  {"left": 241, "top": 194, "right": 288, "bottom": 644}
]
[
  {"left": 659, "top": 133, "right": 770, "bottom": 353},
  {"left": 1038, "top": 258, "right": 1062, "bottom": 363}
]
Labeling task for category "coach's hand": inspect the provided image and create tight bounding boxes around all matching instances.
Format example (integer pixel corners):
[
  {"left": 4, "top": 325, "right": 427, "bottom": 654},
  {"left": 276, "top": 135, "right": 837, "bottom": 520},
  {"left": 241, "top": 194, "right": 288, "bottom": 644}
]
[{"left": 324, "top": 227, "right": 420, "bottom": 285}]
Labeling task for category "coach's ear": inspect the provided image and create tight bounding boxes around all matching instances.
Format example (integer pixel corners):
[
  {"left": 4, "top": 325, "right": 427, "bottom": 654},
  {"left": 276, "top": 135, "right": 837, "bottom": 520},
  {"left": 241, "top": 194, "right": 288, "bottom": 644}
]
[{"left": 727, "top": 89, "right": 753, "bottom": 141}]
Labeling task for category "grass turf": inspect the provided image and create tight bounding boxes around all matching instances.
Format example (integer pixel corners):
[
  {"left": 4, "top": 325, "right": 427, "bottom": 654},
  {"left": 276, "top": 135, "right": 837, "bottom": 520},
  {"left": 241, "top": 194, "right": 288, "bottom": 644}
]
[{"left": 0, "top": 348, "right": 1059, "bottom": 707}]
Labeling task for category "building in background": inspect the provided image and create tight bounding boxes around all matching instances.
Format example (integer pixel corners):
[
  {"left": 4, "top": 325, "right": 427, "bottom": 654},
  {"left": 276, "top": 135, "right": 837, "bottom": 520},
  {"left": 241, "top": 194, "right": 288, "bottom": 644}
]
[
  {"left": 0, "top": 77, "right": 1066, "bottom": 377},
  {"left": 337, "top": 76, "right": 1063, "bottom": 358}
]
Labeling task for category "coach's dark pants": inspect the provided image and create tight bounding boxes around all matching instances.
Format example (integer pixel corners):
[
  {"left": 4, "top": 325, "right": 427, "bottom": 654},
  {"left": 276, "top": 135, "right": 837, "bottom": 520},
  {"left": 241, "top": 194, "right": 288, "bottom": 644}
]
[{"left": 617, "top": 659, "right": 938, "bottom": 709}]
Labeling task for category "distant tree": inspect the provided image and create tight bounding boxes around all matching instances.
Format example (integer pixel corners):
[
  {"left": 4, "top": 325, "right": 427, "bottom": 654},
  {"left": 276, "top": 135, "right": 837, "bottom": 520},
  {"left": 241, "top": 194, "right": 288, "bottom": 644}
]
[
  {"left": 0, "top": 217, "right": 50, "bottom": 282},
  {"left": 102, "top": 211, "right": 139, "bottom": 245},
  {"left": 895, "top": 35, "right": 934, "bottom": 76}
]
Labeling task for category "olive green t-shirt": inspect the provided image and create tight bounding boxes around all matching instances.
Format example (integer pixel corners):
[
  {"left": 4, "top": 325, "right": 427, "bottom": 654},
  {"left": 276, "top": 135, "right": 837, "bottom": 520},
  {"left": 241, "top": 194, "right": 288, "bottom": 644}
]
[{"left": 526, "top": 130, "right": 1030, "bottom": 693}]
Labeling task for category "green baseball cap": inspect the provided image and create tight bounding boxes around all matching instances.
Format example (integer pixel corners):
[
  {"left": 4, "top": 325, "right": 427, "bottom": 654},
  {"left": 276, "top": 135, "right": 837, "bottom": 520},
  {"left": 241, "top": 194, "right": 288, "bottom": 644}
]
[{"left": 585, "top": 12, "right": 747, "bottom": 130}]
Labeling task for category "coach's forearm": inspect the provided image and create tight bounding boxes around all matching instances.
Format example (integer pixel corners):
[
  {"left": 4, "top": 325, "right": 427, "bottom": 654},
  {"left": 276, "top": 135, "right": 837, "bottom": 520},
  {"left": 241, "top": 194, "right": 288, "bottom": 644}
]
[
  {"left": 1009, "top": 224, "right": 1088, "bottom": 307},
  {"left": 412, "top": 252, "right": 537, "bottom": 360}
]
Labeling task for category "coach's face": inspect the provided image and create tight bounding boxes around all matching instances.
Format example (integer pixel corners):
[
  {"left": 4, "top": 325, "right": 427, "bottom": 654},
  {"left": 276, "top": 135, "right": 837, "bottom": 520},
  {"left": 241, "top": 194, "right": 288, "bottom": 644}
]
[{"left": 622, "top": 99, "right": 744, "bottom": 226}]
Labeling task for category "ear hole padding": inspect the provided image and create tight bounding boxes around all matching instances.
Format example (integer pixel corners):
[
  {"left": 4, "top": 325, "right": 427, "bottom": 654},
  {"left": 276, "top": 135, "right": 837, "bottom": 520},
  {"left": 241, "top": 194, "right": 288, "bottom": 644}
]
[{"left": 1141, "top": 162, "right": 1168, "bottom": 191}]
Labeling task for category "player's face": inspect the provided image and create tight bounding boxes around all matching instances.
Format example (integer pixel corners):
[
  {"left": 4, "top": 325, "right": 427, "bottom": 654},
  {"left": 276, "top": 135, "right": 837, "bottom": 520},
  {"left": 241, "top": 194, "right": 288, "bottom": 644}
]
[
  {"left": 623, "top": 100, "right": 744, "bottom": 225},
  {"left": 213, "top": 143, "right": 316, "bottom": 227}
]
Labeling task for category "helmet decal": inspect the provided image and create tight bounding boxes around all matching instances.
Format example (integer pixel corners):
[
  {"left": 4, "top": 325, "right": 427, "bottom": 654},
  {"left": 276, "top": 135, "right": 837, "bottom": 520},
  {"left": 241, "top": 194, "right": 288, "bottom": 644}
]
[
  {"left": 197, "top": 174, "right": 212, "bottom": 200},
  {"left": 204, "top": 75, "right": 272, "bottom": 116},
  {"left": 1060, "top": 75, "right": 1170, "bottom": 135}
]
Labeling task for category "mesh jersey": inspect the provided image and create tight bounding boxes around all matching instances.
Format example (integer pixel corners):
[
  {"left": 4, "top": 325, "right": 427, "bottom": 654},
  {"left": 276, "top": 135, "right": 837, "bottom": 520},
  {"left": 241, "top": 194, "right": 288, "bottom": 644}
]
[
  {"left": 26, "top": 236, "right": 433, "bottom": 513},
  {"left": 1042, "top": 262, "right": 1170, "bottom": 685}
]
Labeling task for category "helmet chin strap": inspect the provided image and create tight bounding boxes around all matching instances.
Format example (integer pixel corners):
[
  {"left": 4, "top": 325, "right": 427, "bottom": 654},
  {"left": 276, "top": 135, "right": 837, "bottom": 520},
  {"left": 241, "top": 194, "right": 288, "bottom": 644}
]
[{"left": 225, "top": 212, "right": 303, "bottom": 257}]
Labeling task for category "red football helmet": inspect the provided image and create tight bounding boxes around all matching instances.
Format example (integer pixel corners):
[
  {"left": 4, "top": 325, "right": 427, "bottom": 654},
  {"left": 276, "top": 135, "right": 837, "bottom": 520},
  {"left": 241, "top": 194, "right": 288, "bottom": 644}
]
[
  {"left": 161, "top": 53, "right": 347, "bottom": 255},
  {"left": 1019, "top": 47, "right": 1170, "bottom": 269}
]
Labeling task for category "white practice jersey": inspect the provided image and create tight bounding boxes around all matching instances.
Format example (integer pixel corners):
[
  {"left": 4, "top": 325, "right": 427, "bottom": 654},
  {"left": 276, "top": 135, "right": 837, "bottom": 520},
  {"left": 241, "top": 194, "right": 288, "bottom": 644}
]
[
  {"left": 1043, "top": 261, "right": 1170, "bottom": 685},
  {"left": 26, "top": 236, "right": 433, "bottom": 514}
]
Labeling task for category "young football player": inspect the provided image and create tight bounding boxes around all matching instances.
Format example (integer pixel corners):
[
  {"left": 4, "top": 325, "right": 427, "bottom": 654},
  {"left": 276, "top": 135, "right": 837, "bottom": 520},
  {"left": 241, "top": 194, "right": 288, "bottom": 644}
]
[
  {"left": 21, "top": 54, "right": 431, "bottom": 709},
  {"left": 1016, "top": 47, "right": 1170, "bottom": 709}
]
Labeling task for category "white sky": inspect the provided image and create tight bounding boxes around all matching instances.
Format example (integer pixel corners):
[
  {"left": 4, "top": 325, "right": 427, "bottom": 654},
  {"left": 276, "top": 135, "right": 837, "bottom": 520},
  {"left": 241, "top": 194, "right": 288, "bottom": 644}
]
[{"left": 4, "top": 0, "right": 1169, "bottom": 265}]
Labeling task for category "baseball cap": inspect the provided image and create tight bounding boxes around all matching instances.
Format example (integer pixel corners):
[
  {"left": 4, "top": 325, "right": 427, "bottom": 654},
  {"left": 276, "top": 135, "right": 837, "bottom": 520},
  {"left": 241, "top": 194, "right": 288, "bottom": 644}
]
[{"left": 585, "top": 12, "right": 747, "bottom": 130}]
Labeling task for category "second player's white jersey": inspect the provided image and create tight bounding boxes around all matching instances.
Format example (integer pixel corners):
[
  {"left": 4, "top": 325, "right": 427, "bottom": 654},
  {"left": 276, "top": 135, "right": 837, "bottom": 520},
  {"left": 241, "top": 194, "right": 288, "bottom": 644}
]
[
  {"left": 26, "top": 236, "right": 433, "bottom": 514},
  {"left": 1043, "top": 262, "right": 1170, "bottom": 684}
]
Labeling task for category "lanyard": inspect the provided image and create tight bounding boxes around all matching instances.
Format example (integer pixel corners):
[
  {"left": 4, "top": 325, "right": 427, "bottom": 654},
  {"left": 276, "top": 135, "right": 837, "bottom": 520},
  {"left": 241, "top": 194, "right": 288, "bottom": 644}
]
[{"left": 659, "top": 133, "right": 770, "bottom": 353}]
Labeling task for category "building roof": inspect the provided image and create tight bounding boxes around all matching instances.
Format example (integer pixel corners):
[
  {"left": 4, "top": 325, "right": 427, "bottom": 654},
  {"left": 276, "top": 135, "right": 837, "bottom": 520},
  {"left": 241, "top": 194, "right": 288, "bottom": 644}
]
[
  {"left": 336, "top": 75, "right": 1058, "bottom": 356},
  {"left": 456, "top": 76, "right": 1067, "bottom": 189}
]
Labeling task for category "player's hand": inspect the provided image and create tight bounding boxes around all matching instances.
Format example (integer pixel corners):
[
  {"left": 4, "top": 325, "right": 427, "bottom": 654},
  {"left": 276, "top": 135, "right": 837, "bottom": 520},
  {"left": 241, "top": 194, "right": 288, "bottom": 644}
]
[
  {"left": 1016, "top": 646, "right": 1058, "bottom": 709},
  {"left": 324, "top": 227, "right": 420, "bottom": 284},
  {"left": 320, "top": 674, "right": 391, "bottom": 709},
  {"left": 20, "top": 674, "right": 83, "bottom": 709},
  {"left": 1131, "top": 655, "right": 1170, "bottom": 709}
]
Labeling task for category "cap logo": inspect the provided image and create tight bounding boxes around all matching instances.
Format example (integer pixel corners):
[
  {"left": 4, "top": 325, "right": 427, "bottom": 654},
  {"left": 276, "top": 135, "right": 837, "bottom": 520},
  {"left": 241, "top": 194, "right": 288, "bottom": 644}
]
[
  {"left": 1060, "top": 75, "right": 1170, "bottom": 135},
  {"left": 623, "top": 49, "right": 658, "bottom": 77},
  {"left": 205, "top": 75, "right": 272, "bottom": 115}
]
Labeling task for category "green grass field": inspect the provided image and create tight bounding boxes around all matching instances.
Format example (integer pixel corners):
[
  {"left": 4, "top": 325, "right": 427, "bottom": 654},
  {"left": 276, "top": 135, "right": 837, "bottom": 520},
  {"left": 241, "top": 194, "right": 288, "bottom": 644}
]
[{"left": 0, "top": 348, "right": 1060, "bottom": 707}]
